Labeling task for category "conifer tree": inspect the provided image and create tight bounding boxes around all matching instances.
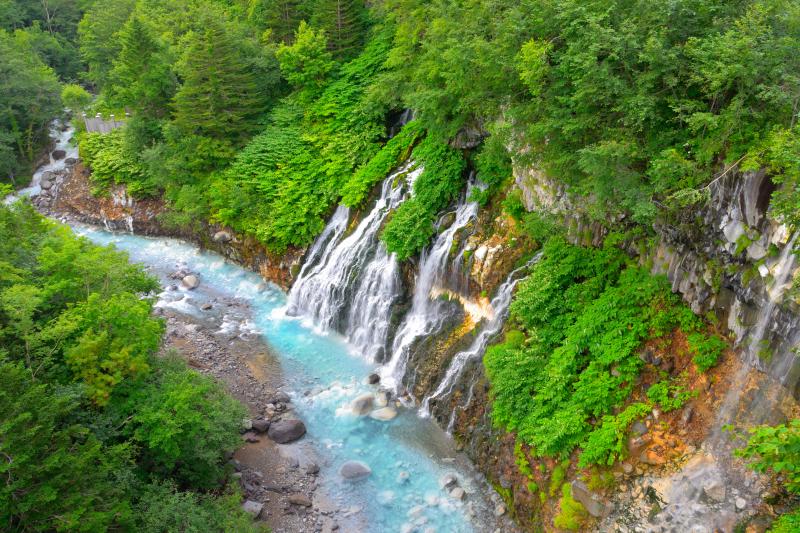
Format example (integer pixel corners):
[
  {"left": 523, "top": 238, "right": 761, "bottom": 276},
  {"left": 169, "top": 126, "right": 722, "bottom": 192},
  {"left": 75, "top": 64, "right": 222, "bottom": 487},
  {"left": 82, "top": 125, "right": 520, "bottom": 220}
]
[
  {"left": 172, "top": 18, "right": 266, "bottom": 142},
  {"left": 309, "top": 0, "right": 366, "bottom": 58},
  {"left": 248, "top": 0, "right": 304, "bottom": 44},
  {"left": 108, "top": 15, "right": 175, "bottom": 117}
]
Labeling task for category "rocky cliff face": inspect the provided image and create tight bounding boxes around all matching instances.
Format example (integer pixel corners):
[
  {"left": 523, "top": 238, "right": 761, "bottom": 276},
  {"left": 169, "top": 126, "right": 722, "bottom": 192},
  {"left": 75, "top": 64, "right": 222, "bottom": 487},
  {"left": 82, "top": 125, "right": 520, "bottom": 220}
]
[{"left": 50, "top": 163, "right": 304, "bottom": 289}]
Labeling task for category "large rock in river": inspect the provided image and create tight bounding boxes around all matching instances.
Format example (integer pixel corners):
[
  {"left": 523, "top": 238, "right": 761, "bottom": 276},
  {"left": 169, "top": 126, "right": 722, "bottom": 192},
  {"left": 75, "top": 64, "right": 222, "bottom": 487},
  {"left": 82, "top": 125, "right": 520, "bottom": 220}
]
[
  {"left": 350, "top": 393, "right": 374, "bottom": 415},
  {"left": 181, "top": 274, "right": 200, "bottom": 290},
  {"left": 267, "top": 419, "right": 306, "bottom": 444},
  {"left": 340, "top": 460, "right": 371, "bottom": 480}
]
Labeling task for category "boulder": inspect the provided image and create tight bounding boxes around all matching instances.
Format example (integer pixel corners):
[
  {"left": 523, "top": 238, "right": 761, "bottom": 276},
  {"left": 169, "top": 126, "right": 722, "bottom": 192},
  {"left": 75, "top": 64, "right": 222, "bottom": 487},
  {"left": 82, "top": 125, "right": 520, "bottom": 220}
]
[
  {"left": 267, "top": 419, "right": 306, "bottom": 444},
  {"left": 375, "top": 392, "right": 389, "bottom": 407},
  {"left": 702, "top": 479, "right": 726, "bottom": 502},
  {"left": 213, "top": 230, "right": 232, "bottom": 243},
  {"left": 571, "top": 481, "right": 611, "bottom": 518},
  {"left": 449, "top": 487, "right": 466, "bottom": 500},
  {"left": 439, "top": 474, "right": 458, "bottom": 490},
  {"left": 64, "top": 157, "right": 78, "bottom": 165},
  {"left": 271, "top": 391, "right": 291, "bottom": 404},
  {"left": 735, "top": 497, "right": 747, "bottom": 511},
  {"left": 52, "top": 149, "right": 66, "bottom": 160},
  {"left": 201, "top": 303, "right": 213, "bottom": 311},
  {"left": 181, "top": 274, "right": 200, "bottom": 290},
  {"left": 369, "top": 407, "right": 398, "bottom": 421},
  {"left": 350, "top": 394, "right": 375, "bottom": 415},
  {"left": 40, "top": 178, "right": 53, "bottom": 190},
  {"left": 252, "top": 419, "right": 270, "bottom": 433},
  {"left": 340, "top": 460, "right": 371, "bottom": 480},
  {"left": 242, "top": 500, "right": 263, "bottom": 518},
  {"left": 367, "top": 373, "right": 380, "bottom": 385},
  {"left": 305, "top": 462, "right": 320, "bottom": 475},
  {"left": 288, "top": 493, "right": 312, "bottom": 507}
]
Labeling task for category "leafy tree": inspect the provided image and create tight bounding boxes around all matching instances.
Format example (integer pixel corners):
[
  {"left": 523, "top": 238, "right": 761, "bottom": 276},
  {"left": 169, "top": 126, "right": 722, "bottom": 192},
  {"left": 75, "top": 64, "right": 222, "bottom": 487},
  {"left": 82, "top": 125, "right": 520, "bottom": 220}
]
[
  {"left": 247, "top": 0, "right": 305, "bottom": 44},
  {"left": 127, "top": 355, "right": 246, "bottom": 488},
  {"left": 0, "top": 362, "right": 134, "bottom": 532},
  {"left": 60, "top": 83, "right": 92, "bottom": 111},
  {"left": 78, "top": 0, "right": 136, "bottom": 87},
  {"left": 0, "top": 30, "right": 60, "bottom": 183},
  {"left": 276, "top": 20, "right": 335, "bottom": 97}
]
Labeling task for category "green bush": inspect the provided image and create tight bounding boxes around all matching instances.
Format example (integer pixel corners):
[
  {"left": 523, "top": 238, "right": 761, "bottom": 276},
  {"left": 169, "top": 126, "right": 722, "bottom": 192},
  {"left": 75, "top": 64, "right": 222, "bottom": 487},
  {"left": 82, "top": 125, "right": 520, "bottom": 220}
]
[
  {"left": 578, "top": 402, "right": 650, "bottom": 468},
  {"left": 646, "top": 376, "right": 697, "bottom": 413},
  {"left": 688, "top": 332, "right": 727, "bottom": 371},
  {"left": 486, "top": 237, "right": 713, "bottom": 462},
  {"left": 736, "top": 419, "right": 800, "bottom": 495}
]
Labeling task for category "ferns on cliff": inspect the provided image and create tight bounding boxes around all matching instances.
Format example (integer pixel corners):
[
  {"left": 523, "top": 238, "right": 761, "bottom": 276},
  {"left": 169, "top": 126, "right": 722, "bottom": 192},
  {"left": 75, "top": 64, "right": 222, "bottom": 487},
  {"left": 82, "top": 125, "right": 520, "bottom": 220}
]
[{"left": 485, "top": 236, "right": 715, "bottom": 465}]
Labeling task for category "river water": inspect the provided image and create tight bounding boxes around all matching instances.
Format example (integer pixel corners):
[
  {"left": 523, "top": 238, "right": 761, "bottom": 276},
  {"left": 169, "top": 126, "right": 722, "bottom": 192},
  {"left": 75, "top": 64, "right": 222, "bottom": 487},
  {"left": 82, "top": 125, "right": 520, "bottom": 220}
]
[{"left": 74, "top": 227, "right": 505, "bottom": 533}]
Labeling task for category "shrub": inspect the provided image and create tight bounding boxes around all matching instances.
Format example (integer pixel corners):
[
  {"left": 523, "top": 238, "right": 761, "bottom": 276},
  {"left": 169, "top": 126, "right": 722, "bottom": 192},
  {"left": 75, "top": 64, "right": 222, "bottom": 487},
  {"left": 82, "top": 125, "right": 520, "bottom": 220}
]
[
  {"left": 688, "top": 332, "right": 727, "bottom": 371},
  {"left": 646, "top": 376, "right": 696, "bottom": 413},
  {"left": 579, "top": 402, "right": 651, "bottom": 468}
]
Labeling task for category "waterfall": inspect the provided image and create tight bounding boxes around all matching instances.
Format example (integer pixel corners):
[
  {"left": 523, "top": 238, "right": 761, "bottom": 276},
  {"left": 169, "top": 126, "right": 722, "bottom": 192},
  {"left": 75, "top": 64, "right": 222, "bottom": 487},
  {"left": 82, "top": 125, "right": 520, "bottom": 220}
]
[
  {"left": 378, "top": 177, "right": 482, "bottom": 390},
  {"left": 419, "top": 254, "right": 541, "bottom": 419},
  {"left": 286, "top": 162, "right": 421, "bottom": 359}
]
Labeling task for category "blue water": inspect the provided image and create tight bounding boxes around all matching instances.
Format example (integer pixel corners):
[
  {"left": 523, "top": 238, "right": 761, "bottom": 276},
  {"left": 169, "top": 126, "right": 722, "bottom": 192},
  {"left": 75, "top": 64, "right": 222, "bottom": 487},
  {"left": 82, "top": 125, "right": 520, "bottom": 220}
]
[{"left": 77, "top": 228, "right": 497, "bottom": 533}]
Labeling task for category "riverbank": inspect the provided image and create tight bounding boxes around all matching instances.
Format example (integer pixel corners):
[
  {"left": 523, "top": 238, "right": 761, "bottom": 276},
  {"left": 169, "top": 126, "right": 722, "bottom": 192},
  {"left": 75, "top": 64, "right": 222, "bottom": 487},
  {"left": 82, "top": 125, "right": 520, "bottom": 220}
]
[{"left": 155, "top": 285, "right": 346, "bottom": 532}]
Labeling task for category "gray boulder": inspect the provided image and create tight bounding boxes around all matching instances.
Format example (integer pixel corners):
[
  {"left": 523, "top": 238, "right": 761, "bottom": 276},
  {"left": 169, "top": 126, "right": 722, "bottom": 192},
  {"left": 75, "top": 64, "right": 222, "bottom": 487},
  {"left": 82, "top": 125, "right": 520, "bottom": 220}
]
[
  {"left": 288, "top": 493, "right": 312, "bottom": 507},
  {"left": 339, "top": 460, "right": 371, "bottom": 480},
  {"left": 570, "top": 480, "right": 611, "bottom": 518},
  {"left": 242, "top": 500, "right": 263, "bottom": 518},
  {"left": 252, "top": 419, "right": 270, "bottom": 433},
  {"left": 267, "top": 419, "right": 306, "bottom": 444},
  {"left": 52, "top": 149, "right": 66, "bottom": 160},
  {"left": 213, "top": 230, "right": 232, "bottom": 243},
  {"left": 181, "top": 274, "right": 200, "bottom": 290}
]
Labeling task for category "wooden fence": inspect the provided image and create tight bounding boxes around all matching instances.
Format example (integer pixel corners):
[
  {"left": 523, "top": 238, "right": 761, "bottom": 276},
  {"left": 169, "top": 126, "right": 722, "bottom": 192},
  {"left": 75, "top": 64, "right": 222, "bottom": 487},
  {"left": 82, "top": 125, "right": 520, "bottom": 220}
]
[{"left": 82, "top": 112, "right": 128, "bottom": 134}]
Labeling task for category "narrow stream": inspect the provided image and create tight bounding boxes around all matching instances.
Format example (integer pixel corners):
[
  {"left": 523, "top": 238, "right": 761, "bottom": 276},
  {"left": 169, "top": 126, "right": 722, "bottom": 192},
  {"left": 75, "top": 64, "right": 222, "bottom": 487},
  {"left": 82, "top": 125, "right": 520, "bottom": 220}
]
[{"left": 75, "top": 227, "right": 504, "bottom": 533}]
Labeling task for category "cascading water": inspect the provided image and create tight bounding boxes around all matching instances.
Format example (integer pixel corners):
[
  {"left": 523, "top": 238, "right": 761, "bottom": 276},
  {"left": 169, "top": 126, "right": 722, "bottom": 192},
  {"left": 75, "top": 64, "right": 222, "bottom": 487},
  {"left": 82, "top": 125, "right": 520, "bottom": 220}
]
[
  {"left": 286, "top": 162, "right": 421, "bottom": 359},
  {"left": 4, "top": 119, "right": 77, "bottom": 204},
  {"left": 419, "top": 254, "right": 540, "bottom": 421},
  {"left": 379, "top": 178, "right": 482, "bottom": 390}
]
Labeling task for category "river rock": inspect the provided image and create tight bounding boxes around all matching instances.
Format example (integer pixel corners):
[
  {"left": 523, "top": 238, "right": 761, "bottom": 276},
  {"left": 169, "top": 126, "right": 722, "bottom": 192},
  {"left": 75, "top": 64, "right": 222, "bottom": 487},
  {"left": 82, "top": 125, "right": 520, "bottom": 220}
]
[
  {"left": 252, "top": 419, "right": 270, "bottom": 433},
  {"left": 440, "top": 473, "right": 458, "bottom": 490},
  {"left": 288, "top": 493, "right": 312, "bottom": 507},
  {"left": 40, "top": 178, "right": 53, "bottom": 190},
  {"left": 213, "top": 230, "right": 232, "bottom": 243},
  {"left": 571, "top": 480, "right": 612, "bottom": 518},
  {"left": 181, "top": 274, "right": 200, "bottom": 290},
  {"left": 703, "top": 479, "right": 726, "bottom": 502},
  {"left": 242, "top": 500, "right": 263, "bottom": 518},
  {"left": 369, "top": 407, "right": 397, "bottom": 421},
  {"left": 351, "top": 393, "right": 375, "bottom": 415},
  {"left": 306, "top": 462, "right": 320, "bottom": 475},
  {"left": 450, "top": 487, "right": 466, "bottom": 500},
  {"left": 397, "top": 470, "right": 410, "bottom": 484},
  {"left": 271, "top": 391, "right": 291, "bottom": 404},
  {"left": 267, "top": 419, "right": 306, "bottom": 443},
  {"left": 65, "top": 157, "right": 77, "bottom": 165},
  {"left": 52, "top": 149, "right": 66, "bottom": 160},
  {"left": 494, "top": 503, "right": 506, "bottom": 517},
  {"left": 735, "top": 497, "right": 747, "bottom": 511},
  {"left": 340, "top": 460, "right": 371, "bottom": 480},
  {"left": 367, "top": 373, "right": 380, "bottom": 384}
]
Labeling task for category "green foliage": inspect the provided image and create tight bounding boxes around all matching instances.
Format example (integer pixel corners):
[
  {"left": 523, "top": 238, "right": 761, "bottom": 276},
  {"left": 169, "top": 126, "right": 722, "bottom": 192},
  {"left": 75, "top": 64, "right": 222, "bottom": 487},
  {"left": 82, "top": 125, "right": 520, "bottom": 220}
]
[
  {"left": 381, "top": 135, "right": 466, "bottom": 259},
  {"left": 736, "top": 419, "right": 800, "bottom": 495},
  {"left": 0, "top": 29, "right": 61, "bottom": 182},
  {"left": 646, "top": 376, "right": 696, "bottom": 413},
  {"left": 134, "top": 481, "right": 260, "bottom": 533},
  {"left": 309, "top": 0, "right": 367, "bottom": 58},
  {"left": 768, "top": 509, "right": 800, "bottom": 533},
  {"left": 60, "top": 83, "right": 92, "bottom": 111},
  {"left": 553, "top": 483, "right": 588, "bottom": 531},
  {"left": 0, "top": 203, "right": 251, "bottom": 528},
  {"left": 79, "top": 129, "right": 155, "bottom": 197},
  {"left": 485, "top": 237, "right": 711, "bottom": 462},
  {"left": 340, "top": 119, "right": 423, "bottom": 207},
  {"left": 579, "top": 403, "right": 651, "bottom": 468},
  {"left": 549, "top": 460, "right": 570, "bottom": 497},
  {"left": 688, "top": 332, "right": 727, "bottom": 372},
  {"left": 172, "top": 16, "right": 268, "bottom": 143},
  {"left": 127, "top": 355, "right": 246, "bottom": 488},
  {"left": 0, "top": 362, "right": 134, "bottom": 532},
  {"left": 277, "top": 21, "right": 335, "bottom": 97}
]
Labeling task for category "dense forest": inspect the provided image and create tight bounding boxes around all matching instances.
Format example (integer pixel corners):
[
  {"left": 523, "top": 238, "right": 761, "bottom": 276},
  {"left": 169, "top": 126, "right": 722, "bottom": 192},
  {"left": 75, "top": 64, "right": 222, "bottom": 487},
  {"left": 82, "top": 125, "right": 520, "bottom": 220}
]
[{"left": 2, "top": 0, "right": 800, "bottom": 531}]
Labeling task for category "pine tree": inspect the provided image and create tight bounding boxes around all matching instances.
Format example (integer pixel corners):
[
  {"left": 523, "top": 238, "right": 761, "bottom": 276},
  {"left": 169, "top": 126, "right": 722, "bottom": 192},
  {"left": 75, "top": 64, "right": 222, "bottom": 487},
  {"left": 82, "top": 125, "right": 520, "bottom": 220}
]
[
  {"left": 172, "top": 18, "right": 266, "bottom": 142},
  {"left": 248, "top": 0, "right": 304, "bottom": 44},
  {"left": 108, "top": 15, "right": 175, "bottom": 117},
  {"left": 309, "top": 0, "right": 366, "bottom": 58}
]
